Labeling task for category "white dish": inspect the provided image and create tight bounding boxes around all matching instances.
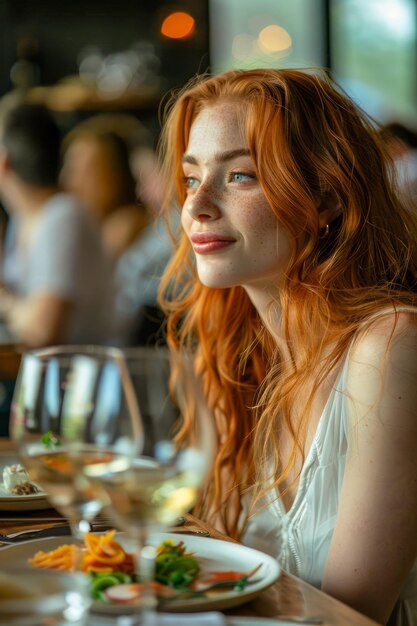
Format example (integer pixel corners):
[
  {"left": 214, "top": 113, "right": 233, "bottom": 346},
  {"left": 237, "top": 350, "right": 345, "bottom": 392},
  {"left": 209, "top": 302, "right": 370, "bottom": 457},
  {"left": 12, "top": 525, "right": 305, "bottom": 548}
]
[
  {"left": 88, "top": 617, "right": 300, "bottom": 626},
  {"left": 0, "top": 482, "right": 50, "bottom": 511},
  {"left": 0, "top": 532, "right": 281, "bottom": 613},
  {"left": 228, "top": 616, "right": 306, "bottom": 626},
  {"left": 0, "top": 456, "right": 50, "bottom": 511}
]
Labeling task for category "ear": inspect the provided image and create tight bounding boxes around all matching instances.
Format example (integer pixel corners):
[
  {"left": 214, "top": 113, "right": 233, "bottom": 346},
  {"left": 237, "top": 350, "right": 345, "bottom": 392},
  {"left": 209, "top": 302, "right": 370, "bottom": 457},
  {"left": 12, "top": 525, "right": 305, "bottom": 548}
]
[{"left": 317, "top": 191, "right": 342, "bottom": 229}]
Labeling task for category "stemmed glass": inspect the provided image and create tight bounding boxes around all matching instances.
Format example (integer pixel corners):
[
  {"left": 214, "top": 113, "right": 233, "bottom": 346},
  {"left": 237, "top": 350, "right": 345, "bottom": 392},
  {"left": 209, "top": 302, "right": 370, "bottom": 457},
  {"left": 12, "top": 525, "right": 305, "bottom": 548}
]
[
  {"left": 83, "top": 346, "right": 216, "bottom": 624},
  {"left": 9, "top": 345, "right": 142, "bottom": 554}
]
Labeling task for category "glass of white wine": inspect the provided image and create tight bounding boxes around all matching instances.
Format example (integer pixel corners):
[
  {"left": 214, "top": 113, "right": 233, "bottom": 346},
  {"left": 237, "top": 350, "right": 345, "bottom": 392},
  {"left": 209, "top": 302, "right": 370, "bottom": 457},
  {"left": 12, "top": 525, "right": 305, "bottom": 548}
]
[
  {"left": 83, "top": 346, "right": 216, "bottom": 624},
  {"left": 9, "top": 345, "right": 142, "bottom": 553}
]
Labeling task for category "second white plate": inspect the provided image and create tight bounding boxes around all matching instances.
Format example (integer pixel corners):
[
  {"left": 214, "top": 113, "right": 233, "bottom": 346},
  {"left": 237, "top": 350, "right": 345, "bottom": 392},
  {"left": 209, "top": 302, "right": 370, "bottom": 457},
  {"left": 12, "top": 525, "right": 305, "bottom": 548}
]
[{"left": 0, "top": 455, "right": 51, "bottom": 511}]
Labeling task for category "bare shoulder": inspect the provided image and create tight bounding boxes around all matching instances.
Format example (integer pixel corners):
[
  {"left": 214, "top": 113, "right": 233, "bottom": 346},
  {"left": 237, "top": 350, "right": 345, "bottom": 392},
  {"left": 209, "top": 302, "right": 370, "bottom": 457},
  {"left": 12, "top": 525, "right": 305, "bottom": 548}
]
[
  {"left": 349, "top": 308, "right": 417, "bottom": 367},
  {"left": 346, "top": 308, "right": 417, "bottom": 429},
  {"left": 324, "top": 307, "right": 417, "bottom": 622}
]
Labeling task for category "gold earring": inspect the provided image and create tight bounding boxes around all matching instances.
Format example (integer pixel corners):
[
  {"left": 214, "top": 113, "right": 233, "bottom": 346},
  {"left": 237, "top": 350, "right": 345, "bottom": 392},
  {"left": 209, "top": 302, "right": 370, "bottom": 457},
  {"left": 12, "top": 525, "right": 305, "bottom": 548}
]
[{"left": 319, "top": 224, "right": 330, "bottom": 239}]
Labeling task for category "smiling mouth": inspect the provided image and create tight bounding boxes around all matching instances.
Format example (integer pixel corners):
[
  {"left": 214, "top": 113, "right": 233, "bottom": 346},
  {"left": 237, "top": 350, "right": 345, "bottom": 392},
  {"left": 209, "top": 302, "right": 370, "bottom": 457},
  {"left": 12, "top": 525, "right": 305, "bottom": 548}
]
[
  {"left": 190, "top": 234, "right": 236, "bottom": 254},
  {"left": 192, "top": 240, "right": 235, "bottom": 254}
]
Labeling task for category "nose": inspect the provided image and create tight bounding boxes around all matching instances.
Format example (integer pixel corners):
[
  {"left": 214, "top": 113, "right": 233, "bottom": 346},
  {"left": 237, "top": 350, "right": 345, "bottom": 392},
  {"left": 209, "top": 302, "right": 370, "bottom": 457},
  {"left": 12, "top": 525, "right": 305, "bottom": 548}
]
[{"left": 185, "top": 182, "right": 221, "bottom": 222}]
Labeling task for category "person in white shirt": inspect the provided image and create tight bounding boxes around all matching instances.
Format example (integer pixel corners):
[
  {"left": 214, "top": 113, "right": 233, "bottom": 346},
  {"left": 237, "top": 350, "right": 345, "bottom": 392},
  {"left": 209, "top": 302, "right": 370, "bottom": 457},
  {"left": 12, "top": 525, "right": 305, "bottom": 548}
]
[{"left": 0, "top": 102, "right": 115, "bottom": 347}]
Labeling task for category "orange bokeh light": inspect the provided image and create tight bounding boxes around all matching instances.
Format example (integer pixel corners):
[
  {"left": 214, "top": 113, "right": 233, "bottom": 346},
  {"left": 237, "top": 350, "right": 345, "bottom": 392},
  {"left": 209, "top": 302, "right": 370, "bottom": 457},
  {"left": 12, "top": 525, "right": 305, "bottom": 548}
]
[{"left": 161, "top": 11, "right": 195, "bottom": 39}]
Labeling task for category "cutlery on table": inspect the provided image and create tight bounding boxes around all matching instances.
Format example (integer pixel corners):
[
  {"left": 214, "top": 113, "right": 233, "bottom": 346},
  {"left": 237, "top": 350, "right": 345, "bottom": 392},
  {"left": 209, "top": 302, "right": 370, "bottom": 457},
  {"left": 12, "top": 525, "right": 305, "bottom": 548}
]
[
  {"left": 268, "top": 618, "right": 323, "bottom": 624},
  {"left": 0, "top": 518, "right": 206, "bottom": 543},
  {"left": 225, "top": 618, "right": 323, "bottom": 625},
  {"left": 0, "top": 517, "right": 67, "bottom": 522},
  {"left": 0, "top": 521, "right": 112, "bottom": 543},
  {"left": 170, "top": 528, "right": 210, "bottom": 536}
]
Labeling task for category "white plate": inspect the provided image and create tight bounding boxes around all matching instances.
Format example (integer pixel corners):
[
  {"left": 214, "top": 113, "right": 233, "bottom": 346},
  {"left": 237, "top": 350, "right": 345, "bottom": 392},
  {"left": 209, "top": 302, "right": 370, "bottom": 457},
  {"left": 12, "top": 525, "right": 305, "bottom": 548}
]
[
  {"left": 0, "top": 457, "right": 51, "bottom": 511},
  {"left": 89, "top": 617, "right": 306, "bottom": 626},
  {"left": 88, "top": 617, "right": 302, "bottom": 626},
  {"left": 226, "top": 615, "right": 304, "bottom": 626},
  {"left": 0, "top": 482, "right": 52, "bottom": 511},
  {"left": 0, "top": 532, "right": 281, "bottom": 613},
  {"left": 0, "top": 482, "right": 50, "bottom": 511}
]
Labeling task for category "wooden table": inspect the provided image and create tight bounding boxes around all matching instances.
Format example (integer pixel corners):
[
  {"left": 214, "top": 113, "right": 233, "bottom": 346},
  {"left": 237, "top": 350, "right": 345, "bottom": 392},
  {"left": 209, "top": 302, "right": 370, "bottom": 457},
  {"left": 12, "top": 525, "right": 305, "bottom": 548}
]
[{"left": 0, "top": 439, "right": 379, "bottom": 626}]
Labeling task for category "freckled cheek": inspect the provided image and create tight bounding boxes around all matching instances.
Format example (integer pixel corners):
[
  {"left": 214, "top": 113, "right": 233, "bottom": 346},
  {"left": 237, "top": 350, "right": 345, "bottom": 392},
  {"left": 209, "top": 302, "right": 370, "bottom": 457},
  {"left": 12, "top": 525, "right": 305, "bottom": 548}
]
[{"left": 238, "top": 202, "right": 279, "bottom": 237}]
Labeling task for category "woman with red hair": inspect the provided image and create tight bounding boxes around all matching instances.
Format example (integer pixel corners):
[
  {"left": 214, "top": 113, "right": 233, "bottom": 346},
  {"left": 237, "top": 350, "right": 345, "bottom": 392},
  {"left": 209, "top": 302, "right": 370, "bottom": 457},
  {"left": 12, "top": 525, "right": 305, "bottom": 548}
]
[{"left": 158, "top": 68, "right": 417, "bottom": 625}]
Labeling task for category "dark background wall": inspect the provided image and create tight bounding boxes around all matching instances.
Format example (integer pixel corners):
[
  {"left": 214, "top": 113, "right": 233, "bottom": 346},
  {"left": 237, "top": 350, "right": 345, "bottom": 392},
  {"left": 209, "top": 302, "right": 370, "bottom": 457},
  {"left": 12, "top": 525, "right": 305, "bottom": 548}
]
[{"left": 0, "top": 0, "right": 210, "bottom": 134}]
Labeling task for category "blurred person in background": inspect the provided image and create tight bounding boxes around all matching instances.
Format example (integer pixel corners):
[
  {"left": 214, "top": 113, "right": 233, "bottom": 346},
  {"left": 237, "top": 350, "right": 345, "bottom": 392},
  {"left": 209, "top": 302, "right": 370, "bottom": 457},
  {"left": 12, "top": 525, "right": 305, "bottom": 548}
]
[
  {"left": 116, "top": 127, "right": 173, "bottom": 346},
  {"left": 0, "top": 102, "right": 115, "bottom": 348},
  {"left": 60, "top": 118, "right": 149, "bottom": 262},
  {"left": 61, "top": 114, "right": 173, "bottom": 346},
  {"left": 380, "top": 121, "right": 417, "bottom": 207}
]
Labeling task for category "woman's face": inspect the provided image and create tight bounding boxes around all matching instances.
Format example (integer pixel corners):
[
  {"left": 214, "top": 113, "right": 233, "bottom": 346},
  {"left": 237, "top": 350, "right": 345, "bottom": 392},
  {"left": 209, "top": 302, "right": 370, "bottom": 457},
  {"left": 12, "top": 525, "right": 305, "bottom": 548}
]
[
  {"left": 61, "top": 137, "right": 118, "bottom": 220},
  {"left": 181, "top": 100, "right": 292, "bottom": 295}
]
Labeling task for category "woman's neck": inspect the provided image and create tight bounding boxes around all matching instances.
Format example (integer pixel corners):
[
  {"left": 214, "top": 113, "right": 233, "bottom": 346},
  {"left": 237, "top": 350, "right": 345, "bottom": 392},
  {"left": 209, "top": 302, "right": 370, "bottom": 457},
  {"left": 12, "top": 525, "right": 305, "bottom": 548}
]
[{"left": 244, "top": 284, "right": 291, "bottom": 356}]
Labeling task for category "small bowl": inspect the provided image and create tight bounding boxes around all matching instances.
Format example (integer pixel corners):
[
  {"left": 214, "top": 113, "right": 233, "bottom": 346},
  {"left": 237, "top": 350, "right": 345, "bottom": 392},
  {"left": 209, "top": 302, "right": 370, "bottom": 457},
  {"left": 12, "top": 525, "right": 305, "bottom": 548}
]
[{"left": 0, "top": 568, "right": 92, "bottom": 625}]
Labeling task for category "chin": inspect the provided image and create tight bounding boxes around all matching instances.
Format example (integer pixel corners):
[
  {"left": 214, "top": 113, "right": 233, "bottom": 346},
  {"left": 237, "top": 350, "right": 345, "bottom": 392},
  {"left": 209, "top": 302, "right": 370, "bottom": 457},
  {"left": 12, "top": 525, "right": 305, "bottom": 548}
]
[{"left": 198, "top": 276, "right": 239, "bottom": 289}]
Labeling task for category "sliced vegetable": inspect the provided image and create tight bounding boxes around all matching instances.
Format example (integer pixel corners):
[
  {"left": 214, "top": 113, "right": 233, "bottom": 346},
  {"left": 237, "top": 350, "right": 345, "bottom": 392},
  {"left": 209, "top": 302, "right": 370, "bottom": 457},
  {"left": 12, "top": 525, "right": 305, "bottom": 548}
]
[
  {"left": 104, "top": 582, "right": 176, "bottom": 604},
  {"left": 105, "top": 583, "right": 140, "bottom": 604},
  {"left": 91, "top": 574, "right": 122, "bottom": 600},
  {"left": 84, "top": 531, "right": 126, "bottom": 566},
  {"left": 155, "top": 540, "right": 200, "bottom": 589},
  {"left": 193, "top": 562, "right": 263, "bottom": 592}
]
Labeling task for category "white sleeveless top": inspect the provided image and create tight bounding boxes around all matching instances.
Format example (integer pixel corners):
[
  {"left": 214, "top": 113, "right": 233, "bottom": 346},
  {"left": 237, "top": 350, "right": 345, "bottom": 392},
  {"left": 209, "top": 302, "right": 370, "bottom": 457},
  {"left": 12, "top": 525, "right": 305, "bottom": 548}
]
[{"left": 242, "top": 319, "right": 417, "bottom": 625}]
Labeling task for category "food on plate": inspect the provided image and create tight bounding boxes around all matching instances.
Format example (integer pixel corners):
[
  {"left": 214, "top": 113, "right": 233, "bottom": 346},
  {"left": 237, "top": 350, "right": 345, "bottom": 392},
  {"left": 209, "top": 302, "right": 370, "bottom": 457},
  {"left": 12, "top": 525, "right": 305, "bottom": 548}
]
[
  {"left": 155, "top": 539, "right": 200, "bottom": 588},
  {"left": 40, "top": 430, "right": 61, "bottom": 448},
  {"left": 86, "top": 538, "right": 200, "bottom": 603},
  {"left": 28, "top": 531, "right": 255, "bottom": 604},
  {"left": 92, "top": 577, "right": 177, "bottom": 604},
  {"left": 2, "top": 463, "right": 39, "bottom": 495},
  {"left": 28, "top": 529, "right": 134, "bottom": 574},
  {"left": 28, "top": 542, "right": 80, "bottom": 572}
]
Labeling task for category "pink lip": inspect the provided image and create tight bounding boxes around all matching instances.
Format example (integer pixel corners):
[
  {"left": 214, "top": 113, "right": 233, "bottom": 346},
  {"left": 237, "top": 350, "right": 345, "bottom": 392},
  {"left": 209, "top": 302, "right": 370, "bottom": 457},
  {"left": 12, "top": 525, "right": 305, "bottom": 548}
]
[
  {"left": 191, "top": 233, "right": 236, "bottom": 244},
  {"left": 190, "top": 233, "right": 236, "bottom": 254}
]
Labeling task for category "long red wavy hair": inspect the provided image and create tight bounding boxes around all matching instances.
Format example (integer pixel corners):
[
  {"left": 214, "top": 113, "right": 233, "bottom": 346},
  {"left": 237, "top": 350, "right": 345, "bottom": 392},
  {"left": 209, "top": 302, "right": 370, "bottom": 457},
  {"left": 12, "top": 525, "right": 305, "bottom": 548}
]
[{"left": 157, "top": 68, "right": 417, "bottom": 538}]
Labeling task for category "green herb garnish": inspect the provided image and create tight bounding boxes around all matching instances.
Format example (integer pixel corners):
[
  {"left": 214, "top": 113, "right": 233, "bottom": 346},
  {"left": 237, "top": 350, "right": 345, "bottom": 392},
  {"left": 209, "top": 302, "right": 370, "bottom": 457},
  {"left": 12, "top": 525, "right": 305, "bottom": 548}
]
[
  {"left": 89, "top": 571, "right": 133, "bottom": 601},
  {"left": 155, "top": 540, "right": 200, "bottom": 589},
  {"left": 40, "top": 430, "right": 61, "bottom": 448}
]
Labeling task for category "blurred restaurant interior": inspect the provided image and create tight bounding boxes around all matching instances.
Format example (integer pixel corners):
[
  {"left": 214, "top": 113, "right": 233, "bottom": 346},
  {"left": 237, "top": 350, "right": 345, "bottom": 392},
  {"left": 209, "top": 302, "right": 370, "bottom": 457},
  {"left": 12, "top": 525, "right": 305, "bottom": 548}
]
[
  {"left": 1, "top": 7, "right": 417, "bottom": 624},
  {"left": 0, "top": 0, "right": 416, "bottom": 433},
  {"left": 0, "top": 0, "right": 415, "bottom": 133}
]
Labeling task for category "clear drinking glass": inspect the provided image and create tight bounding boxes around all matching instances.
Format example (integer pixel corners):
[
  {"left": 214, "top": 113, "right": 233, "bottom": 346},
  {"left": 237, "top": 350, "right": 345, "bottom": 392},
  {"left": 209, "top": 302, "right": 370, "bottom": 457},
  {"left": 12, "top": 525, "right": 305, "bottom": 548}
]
[
  {"left": 0, "top": 569, "right": 92, "bottom": 626},
  {"left": 83, "top": 346, "right": 216, "bottom": 624},
  {"left": 9, "top": 345, "right": 142, "bottom": 553}
]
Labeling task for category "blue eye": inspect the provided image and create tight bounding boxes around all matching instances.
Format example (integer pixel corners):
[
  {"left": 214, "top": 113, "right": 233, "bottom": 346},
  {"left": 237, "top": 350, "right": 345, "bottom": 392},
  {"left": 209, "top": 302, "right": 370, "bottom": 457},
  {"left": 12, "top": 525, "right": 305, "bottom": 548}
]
[
  {"left": 231, "top": 172, "right": 253, "bottom": 182},
  {"left": 183, "top": 176, "right": 199, "bottom": 189}
]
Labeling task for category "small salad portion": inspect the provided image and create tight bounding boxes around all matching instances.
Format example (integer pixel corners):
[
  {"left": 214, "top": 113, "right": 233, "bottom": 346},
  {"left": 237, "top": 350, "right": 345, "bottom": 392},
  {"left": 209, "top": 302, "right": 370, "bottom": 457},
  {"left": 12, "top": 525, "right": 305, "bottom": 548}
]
[
  {"left": 90, "top": 541, "right": 200, "bottom": 604},
  {"left": 156, "top": 539, "right": 201, "bottom": 589},
  {"left": 28, "top": 532, "right": 200, "bottom": 604},
  {"left": 28, "top": 531, "right": 258, "bottom": 605}
]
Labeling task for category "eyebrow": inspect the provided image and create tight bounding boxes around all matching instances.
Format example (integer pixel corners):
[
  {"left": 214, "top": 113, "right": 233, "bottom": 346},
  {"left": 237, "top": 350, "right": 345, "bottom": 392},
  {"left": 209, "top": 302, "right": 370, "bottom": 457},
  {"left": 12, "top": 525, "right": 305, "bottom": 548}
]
[{"left": 181, "top": 148, "right": 250, "bottom": 165}]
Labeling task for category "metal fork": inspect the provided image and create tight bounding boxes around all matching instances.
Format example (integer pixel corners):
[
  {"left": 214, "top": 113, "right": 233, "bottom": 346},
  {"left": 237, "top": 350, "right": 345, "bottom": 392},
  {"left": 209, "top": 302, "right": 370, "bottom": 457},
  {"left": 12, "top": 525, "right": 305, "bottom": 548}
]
[{"left": 0, "top": 521, "right": 112, "bottom": 543}]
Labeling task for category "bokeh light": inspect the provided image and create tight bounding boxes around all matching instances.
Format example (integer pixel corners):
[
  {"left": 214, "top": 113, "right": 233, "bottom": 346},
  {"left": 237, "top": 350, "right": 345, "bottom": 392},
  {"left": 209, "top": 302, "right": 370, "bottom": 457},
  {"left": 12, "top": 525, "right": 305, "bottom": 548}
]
[
  {"left": 258, "top": 24, "right": 292, "bottom": 53},
  {"left": 161, "top": 12, "right": 195, "bottom": 39}
]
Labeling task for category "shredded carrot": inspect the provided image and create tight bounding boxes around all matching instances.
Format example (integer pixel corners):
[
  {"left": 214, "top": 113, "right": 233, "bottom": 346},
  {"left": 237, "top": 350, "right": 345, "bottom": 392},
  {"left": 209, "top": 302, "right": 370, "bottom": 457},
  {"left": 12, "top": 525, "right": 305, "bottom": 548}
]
[{"left": 28, "top": 530, "right": 135, "bottom": 574}]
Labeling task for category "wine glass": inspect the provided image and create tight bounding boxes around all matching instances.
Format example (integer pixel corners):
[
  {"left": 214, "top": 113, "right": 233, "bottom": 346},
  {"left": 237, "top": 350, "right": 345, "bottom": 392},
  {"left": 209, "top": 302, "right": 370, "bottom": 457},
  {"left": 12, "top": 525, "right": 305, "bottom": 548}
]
[
  {"left": 83, "top": 346, "right": 216, "bottom": 624},
  {"left": 9, "top": 345, "right": 142, "bottom": 556}
]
